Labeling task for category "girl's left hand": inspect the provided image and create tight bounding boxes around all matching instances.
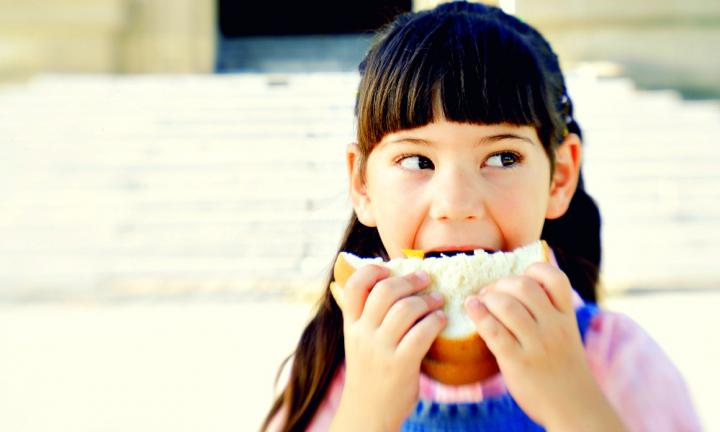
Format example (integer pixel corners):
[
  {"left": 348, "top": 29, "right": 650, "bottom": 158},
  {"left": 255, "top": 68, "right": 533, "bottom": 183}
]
[{"left": 464, "top": 263, "right": 615, "bottom": 430}]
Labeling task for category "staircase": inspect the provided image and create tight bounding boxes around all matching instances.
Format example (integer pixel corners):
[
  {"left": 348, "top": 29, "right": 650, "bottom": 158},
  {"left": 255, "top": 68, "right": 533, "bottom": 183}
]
[{"left": 1, "top": 68, "right": 719, "bottom": 302}]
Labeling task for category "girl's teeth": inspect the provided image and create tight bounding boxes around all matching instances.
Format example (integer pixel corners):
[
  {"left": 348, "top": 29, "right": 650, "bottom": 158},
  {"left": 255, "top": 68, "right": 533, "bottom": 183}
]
[{"left": 425, "top": 250, "right": 474, "bottom": 258}]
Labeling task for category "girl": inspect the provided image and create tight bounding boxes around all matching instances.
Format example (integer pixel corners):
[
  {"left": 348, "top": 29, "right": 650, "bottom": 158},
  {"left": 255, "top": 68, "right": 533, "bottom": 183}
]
[{"left": 263, "top": 2, "right": 700, "bottom": 431}]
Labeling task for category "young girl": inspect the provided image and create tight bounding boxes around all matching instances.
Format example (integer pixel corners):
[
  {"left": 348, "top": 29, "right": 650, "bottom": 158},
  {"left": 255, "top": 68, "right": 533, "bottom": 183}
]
[{"left": 263, "top": 2, "right": 700, "bottom": 431}]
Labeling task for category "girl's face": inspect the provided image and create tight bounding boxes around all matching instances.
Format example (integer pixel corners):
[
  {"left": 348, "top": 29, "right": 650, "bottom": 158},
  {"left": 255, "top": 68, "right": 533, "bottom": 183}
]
[{"left": 348, "top": 120, "right": 581, "bottom": 258}]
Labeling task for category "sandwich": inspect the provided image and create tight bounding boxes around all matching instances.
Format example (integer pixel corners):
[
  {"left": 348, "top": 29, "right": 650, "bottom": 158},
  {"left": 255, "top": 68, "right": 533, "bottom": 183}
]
[{"left": 330, "top": 240, "right": 550, "bottom": 385}]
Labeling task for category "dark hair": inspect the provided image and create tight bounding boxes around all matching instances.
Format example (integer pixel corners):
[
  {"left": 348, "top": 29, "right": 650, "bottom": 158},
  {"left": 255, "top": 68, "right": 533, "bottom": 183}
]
[{"left": 262, "top": 2, "right": 601, "bottom": 430}]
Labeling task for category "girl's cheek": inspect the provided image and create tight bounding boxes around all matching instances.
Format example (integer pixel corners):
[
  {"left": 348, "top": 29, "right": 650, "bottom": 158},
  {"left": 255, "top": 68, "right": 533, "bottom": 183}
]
[
  {"left": 393, "top": 174, "right": 428, "bottom": 196},
  {"left": 482, "top": 170, "right": 523, "bottom": 189},
  {"left": 481, "top": 179, "right": 518, "bottom": 206},
  {"left": 486, "top": 184, "right": 529, "bottom": 218}
]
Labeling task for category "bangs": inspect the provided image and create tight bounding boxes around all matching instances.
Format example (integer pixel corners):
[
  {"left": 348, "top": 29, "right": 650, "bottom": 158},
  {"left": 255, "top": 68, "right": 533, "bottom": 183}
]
[{"left": 356, "top": 8, "right": 556, "bottom": 150}]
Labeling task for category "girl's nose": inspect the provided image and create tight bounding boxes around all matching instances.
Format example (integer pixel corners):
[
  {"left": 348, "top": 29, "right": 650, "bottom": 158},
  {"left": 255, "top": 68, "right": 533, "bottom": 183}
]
[{"left": 428, "top": 168, "right": 484, "bottom": 221}]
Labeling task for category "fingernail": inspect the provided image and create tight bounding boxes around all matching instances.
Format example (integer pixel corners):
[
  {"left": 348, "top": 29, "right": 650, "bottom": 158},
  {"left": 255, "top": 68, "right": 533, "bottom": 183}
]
[
  {"left": 466, "top": 297, "right": 481, "bottom": 311},
  {"left": 415, "top": 270, "right": 429, "bottom": 283},
  {"left": 431, "top": 292, "right": 443, "bottom": 302},
  {"left": 435, "top": 310, "right": 446, "bottom": 319}
]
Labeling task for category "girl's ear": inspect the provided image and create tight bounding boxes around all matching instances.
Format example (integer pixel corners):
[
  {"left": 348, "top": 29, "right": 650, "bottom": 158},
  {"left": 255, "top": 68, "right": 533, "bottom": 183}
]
[
  {"left": 346, "top": 143, "right": 377, "bottom": 227},
  {"left": 546, "top": 133, "right": 582, "bottom": 220}
]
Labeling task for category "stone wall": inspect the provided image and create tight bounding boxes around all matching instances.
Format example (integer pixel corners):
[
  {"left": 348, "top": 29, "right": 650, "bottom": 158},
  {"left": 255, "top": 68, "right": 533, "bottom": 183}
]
[
  {"left": 519, "top": 0, "right": 720, "bottom": 98},
  {"left": 0, "top": 0, "right": 215, "bottom": 79},
  {"left": 0, "top": 0, "right": 126, "bottom": 78},
  {"left": 118, "top": 0, "right": 215, "bottom": 73}
]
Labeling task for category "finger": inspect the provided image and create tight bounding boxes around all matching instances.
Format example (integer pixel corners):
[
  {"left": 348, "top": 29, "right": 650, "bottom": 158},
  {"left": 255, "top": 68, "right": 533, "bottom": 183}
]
[
  {"left": 523, "top": 263, "right": 574, "bottom": 314},
  {"left": 485, "top": 276, "right": 554, "bottom": 322},
  {"left": 362, "top": 270, "right": 431, "bottom": 327},
  {"left": 378, "top": 292, "right": 444, "bottom": 347},
  {"left": 479, "top": 291, "right": 538, "bottom": 350},
  {"left": 465, "top": 296, "right": 520, "bottom": 357},
  {"left": 343, "top": 264, "right": 390, "bottom": 323},
  {"left": 396, "top": 308, "right": 447, "bottom": 362}
]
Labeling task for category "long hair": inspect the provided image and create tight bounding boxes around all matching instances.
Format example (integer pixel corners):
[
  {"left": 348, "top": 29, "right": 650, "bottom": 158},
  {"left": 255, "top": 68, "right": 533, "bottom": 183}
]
[{"left": 262, "top": 2, "right": 602, "bottom": 430}]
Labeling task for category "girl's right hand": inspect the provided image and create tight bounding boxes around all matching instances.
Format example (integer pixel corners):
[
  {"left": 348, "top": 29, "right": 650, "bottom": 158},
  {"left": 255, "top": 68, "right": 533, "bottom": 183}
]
[{"left": 330, "top": 265, "right": 447, "bottom": 432}]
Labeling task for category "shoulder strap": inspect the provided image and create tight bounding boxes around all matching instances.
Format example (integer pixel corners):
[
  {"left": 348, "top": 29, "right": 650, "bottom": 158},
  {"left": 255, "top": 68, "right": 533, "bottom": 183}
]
[{"left": 575, "top": 303, "right": 600, "bottom": 344}]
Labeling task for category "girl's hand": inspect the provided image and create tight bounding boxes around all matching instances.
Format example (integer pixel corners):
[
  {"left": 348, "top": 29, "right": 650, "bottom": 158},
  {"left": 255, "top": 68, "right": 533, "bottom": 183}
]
[
  {"left": 331, "top": 264, "right": 447, "bottom": 432},
  {"left": 464, "top": 263, "right": 625, "bottom": 431}
]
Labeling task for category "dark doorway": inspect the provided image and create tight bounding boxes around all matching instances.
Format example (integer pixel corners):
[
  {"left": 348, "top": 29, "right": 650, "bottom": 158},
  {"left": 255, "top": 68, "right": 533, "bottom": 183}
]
[
  {"left": 216, "top": 1, "right": 412, "bottom": 72},
  {"left": 219, "top": 0, "right": 412, "bottom": 36}
]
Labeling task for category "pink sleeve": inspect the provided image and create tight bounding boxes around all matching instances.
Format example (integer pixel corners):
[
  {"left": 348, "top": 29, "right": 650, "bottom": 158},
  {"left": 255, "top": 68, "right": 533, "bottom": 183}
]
[
  {"left": 265, "top": 363, "right": 345, "bottom": 432},
  {"left": 584, "top": 311, "right": 702, "bottom": 431},
  {"left": 304, "top": 364, "right": 346, "bottom": 431}
]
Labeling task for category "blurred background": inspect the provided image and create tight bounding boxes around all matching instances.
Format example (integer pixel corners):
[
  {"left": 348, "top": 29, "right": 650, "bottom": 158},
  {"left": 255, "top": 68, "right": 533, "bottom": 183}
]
[{"left": 0, "top": 0, "right": 718, "bottom": 430}]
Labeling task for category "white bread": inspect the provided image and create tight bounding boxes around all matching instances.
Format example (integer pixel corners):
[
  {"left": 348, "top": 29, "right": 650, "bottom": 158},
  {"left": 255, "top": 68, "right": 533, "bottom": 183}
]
[{"left": 330, "top": 240, "right": 550, "bottom": 385}]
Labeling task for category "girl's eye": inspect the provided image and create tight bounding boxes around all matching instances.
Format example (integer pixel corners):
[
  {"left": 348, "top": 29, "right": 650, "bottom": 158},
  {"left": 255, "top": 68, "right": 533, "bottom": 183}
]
[
  {"left": 486, "top": 152, "right": 521, "bottom": 168},
  {"left": 398, "top": 155, "right": 434, "bottom": 170}
]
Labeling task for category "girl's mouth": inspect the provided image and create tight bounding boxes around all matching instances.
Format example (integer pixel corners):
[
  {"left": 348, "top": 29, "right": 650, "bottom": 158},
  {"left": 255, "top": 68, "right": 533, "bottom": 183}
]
[{"left": 424, "top": 249, "right": 496, "bottom": 258}]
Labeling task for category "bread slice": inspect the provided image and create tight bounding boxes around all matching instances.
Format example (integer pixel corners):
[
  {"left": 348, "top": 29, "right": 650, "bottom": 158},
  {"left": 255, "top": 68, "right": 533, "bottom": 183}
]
[{"left": 330, "top": 240, "right": 550, "bottom": 385}]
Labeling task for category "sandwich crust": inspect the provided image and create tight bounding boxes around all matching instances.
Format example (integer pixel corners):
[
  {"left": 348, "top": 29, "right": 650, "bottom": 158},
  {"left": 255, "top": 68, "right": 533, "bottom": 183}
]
[
  {"left": 426, "top": 333, "right": 493, "bottom": 363},
  {"left": 332, "top": 252, "right": 357, "bottom": 289},
  {"left": 421, "top": 356, "right": 500, "bottom": 386}
]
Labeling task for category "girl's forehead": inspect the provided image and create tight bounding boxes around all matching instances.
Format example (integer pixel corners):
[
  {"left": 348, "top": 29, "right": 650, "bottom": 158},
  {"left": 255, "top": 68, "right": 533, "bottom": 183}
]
[{"left": 377, "top": 121, "right": 538, "bottom": 147}]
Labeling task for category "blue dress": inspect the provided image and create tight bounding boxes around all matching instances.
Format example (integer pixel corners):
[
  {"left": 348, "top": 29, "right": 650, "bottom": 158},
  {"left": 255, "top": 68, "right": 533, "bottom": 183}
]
[{"left": 401, "top": 304, "right": 600, "bottom": 432}]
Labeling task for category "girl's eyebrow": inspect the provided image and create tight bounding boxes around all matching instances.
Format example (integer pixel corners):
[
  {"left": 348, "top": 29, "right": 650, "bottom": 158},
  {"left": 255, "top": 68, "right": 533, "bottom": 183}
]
[{"left": 382, "top": 133, "right": 535, "bottom": 147}]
